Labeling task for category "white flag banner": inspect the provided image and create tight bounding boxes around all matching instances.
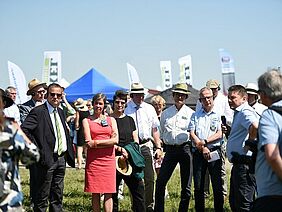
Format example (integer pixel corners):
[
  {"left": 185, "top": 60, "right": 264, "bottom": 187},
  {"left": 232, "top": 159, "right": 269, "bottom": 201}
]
[
  {"left": 127, "top": 63, "right": 140, "bottom": 87},
  {"left": 178, "top": 55, "right": 193, "bottom": 86},
  {"left": 7, "top": 61, "right": 28, "bottom": 104},
  {"left": 160, "top": 61, "right": 172, "bottom": 90},
  {"left": 219, "top": 48, "right": 236, "bottom": 95},
  {"left": 42, "top": 51, "right": 62, "bottom": 84}
]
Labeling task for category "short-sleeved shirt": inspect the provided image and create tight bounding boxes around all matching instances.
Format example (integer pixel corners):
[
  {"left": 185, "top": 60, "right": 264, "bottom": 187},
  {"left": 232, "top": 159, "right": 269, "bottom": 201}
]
[
  {"left": 256, "top": 100, "right": 282, "bottom": 198},
  {"left": 196, "top": 92, "right": 233, "bottom": 125},
  {"left": 188, "top": 107, "right": 222, "bottom": 148},
  {"left": 125, "top": 100, "right": 159, "bottom": 140},
  {"left": 160, "top": 104, "right": 194, "bottom": 145},
  {"left": 226, "top": 102, "right": 259, "bottom": 161},
  {"left": 115, "top": 115, "right": 136, "bottom": 147}
]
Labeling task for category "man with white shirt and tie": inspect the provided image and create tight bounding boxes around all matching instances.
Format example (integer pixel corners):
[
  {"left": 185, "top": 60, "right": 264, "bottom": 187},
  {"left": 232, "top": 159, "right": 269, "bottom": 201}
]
[
  {"left": 125, "top": 82, "right": 162, "bottom": 212},
  {"left": 21, "top": 83, "right": 75, "bottom": 212}
]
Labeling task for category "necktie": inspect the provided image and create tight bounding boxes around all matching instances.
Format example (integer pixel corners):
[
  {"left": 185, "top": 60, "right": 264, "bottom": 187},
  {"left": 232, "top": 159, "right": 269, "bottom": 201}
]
[
  {"left": 135, "top": 105, "right": 143, "bottom": 140},
  {"left": 53, "top": 108, "right": 63, "bottom": 155}
]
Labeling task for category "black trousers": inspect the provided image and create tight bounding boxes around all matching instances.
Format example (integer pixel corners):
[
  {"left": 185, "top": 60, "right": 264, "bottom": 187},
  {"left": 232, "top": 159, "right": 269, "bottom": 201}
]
[
  {"left": 193, "top": 149, "right": 224, "bottom": 212},
  {"left": 113, "top": 172, "right": 145, "bottom": 212},
  {"left": 252, "top": 195, "right": 282, "bottom": 212},
  {"left": 229, "top": 163, "right": 256, "bottom": 212},
  {"left": 154, "top": 143, "right": 193, "bottom": 212},
  {"left": 33, "top": 156, "right": 66, "bottom": 212}
]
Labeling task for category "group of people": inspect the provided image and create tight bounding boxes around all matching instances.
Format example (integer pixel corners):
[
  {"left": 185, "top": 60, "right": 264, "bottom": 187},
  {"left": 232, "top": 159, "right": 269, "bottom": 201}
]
[{"left": 0, "top": 68, "right": 282, "bottom": 212}]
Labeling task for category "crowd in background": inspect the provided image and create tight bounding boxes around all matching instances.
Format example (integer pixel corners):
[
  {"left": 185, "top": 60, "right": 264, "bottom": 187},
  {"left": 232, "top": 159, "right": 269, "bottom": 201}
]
[{"left": 1, "top": 68, "right": 282, "bottom": 211}]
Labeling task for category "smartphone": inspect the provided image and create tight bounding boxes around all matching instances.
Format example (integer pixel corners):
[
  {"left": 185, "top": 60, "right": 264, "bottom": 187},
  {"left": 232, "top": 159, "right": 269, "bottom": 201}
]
[{"left": 221, "top": 116, "right": 227, "bottom": 125}]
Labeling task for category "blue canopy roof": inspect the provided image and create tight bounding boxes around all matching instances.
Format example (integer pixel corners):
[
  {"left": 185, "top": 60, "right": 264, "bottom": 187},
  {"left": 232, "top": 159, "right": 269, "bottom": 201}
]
[{"left": 65, "top": 68, "right": 126, "bottom": 102}]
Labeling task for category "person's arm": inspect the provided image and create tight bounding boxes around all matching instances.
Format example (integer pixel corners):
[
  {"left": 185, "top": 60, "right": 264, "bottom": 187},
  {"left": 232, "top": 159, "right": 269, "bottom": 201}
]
[
  {"left": 206, "top": 129, "right": 223, "bottom": 144},
  {"left": 264, "top": 143, "right": 282, "bottom": 180},
  {"left": 244, "top": 122, "right": 259, "bottom": 152},
  {"left": 190, "top": 130, "right": 204, "bottom": 151},
  {"left": 75, "top": 111, "right": 80, "bottom": 130},
  {"left": 249, "top": 122, "right": 259, "bottom": 140},
  {"left": 62, "top": 92, "right": 76, "bottom": 115},
  {"left": 84, "top": 117, "right": 119, "bottom": 148},
  {"left": 152, "top": 127, "right": 162, "bottom": 159},
  {"left": 132, "top": 129, "right": 139, "bottom": 143}
]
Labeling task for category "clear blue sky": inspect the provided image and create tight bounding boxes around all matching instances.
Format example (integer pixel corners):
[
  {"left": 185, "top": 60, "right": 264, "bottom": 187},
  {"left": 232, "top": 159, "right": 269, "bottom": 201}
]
[{"left": 1, "top": 0, "right": 281, "bottom": 91}]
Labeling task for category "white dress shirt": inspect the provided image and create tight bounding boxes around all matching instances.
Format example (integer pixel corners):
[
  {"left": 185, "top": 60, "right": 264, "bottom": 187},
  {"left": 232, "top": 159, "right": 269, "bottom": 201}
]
[
  {"left": 46, "top": 102, "right": 67, "bottom": 154},
  {"left": 125, "top": 100, "right": 160, "bottom": 140}
]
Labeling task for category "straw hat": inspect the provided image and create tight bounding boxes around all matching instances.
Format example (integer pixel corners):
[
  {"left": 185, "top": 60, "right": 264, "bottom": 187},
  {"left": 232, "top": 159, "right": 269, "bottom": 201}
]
[
  {"left": 74, "top": 98, "right": 88, "bottom": 111},
  {"left": 26, "top": 78, "right": 47, "bottom": 95},
  {"left": 206, "top": 79, "right": 220, "bottom": 89},
  {"left": 245, "top": 83, "right": 258, "bottom": 95},
  {"left": 171, "top": 83, "right": 190, "bottom": 95},
  {"left": 130, "top": 82, "right": 145, "bottom": 94},
  {"left": 115, "top": 155, "right": 132, "bottom": 176},
  {"left": 0, "top": 88, "right": 13, "bottom": 108}
]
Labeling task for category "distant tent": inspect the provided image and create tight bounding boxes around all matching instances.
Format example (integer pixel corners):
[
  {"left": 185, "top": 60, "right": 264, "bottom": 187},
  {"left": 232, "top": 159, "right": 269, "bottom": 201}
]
[{"left": 65, "top": 68, "right": 127, "bottom": 102}]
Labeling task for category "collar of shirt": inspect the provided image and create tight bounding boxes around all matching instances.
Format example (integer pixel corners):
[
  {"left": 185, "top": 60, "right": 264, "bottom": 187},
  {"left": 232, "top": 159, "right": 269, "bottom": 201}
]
[
  {"left": 235, "top": 101, "right": 248, "bottom": 113},
  {"left": 46, "top": 101, "right": 57, "bottom": 114},
  {"left": 200, "top": 107, "right": 216, "bottom": 115}
]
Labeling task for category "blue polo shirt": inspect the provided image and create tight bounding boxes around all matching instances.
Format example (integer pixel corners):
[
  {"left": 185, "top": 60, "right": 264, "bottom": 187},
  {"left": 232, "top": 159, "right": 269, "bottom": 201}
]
[
  {"left": 256, "top": 100, "right": 282, "bottom": 198},
  {"left": 226, "top": 102, "right": 259, "bottom": 161}
]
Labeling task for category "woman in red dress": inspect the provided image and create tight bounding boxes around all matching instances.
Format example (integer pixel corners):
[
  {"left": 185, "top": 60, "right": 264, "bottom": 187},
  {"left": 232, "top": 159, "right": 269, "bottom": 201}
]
[{"left": 83, "top": 93, "right": 118, "bottom": 212}]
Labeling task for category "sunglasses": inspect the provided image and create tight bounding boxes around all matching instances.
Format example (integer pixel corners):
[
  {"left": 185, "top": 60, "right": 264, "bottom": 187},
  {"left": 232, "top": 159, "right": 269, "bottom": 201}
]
[
  {"left": 86, "top": 104, "right": 92, "bottom": 107},
  {"left": 115, "top": 100, "right": 126, "bottom": 105},
  {"left": 50, "top": 93, "right": 62, "bottom": 98}
]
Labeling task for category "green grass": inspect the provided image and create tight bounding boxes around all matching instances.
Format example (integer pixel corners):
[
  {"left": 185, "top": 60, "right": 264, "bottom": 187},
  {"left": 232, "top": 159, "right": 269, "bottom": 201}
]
[{"left": 20, "top": 164, "right": 231, "bottom": 211}]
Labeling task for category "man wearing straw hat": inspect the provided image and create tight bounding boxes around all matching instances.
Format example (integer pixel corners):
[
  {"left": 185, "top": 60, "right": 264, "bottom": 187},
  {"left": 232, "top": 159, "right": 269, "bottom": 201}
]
[
  {"left": 125, "top": 82, "right": 162, "bottom": 212},
  {"left": 18, "top": 78, "right": 47, "bottom": 208},
  {"left": 155, "top": 83, "right": 194, "bottom": 212},
  {"left": 18, "top": 78, "right": 47, "bottom": 123}
]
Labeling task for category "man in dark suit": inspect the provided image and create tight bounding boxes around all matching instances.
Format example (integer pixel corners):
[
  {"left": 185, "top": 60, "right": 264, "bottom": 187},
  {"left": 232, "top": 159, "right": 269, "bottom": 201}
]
[{"left": 21, "top": 83, "right": 75, "bottom": 212}]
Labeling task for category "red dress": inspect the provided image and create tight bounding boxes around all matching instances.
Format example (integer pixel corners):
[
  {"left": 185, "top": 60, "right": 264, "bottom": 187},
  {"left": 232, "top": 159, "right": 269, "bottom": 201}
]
[{"left": 84, "top": 116, "right": 116, "bottom": 193}]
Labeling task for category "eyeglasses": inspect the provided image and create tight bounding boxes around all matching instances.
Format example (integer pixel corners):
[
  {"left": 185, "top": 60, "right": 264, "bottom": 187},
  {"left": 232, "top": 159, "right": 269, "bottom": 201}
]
[
  {"left": 86, "top": 104, "right": 92, "bottom": 107},
  {"left": 50, "top": 93, "right": 62, "bottom": 98},
  {"left": 115, "top": 100, "right": 126, "bottom": 105},
  {"left": 199, "top": 96, "right": 213, "bottom": 101}
]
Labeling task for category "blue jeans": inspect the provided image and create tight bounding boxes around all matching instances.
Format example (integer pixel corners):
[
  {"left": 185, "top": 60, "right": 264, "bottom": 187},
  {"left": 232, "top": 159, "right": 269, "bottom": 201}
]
[
  {"left": 193, "top": 148, "right": 224, "bottom": 212},
  {"left": 155, "top": 143, "right": 192, "bottom": 212},
  {"left": 229, "top": 163, "right": 256, "bottom": 211}
]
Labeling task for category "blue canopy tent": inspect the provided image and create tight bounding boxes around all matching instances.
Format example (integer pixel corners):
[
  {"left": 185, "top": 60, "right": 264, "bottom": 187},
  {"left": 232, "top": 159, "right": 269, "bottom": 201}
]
[{"left": 65, "top": 68, "right": 127, "bottom": 102}]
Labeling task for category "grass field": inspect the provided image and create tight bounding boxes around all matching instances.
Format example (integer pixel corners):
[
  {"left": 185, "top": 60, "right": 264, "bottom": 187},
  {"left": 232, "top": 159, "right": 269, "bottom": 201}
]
[{"left": 20, "top": 164, "right": 232, "bottom": 212}]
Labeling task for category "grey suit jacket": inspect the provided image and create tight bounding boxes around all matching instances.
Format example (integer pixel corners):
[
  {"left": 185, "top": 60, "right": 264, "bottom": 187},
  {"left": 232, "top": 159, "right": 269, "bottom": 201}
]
[{"left": 18, "top": 99, "right": 36, "bottom": 124}]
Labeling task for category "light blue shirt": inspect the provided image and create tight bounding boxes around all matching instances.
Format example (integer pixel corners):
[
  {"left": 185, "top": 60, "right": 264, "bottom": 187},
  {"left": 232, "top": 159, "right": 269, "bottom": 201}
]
[
  {"left": 256, "top": 100, "right": 282, "bottom": 198},
  {"left": 188, "top": 107, "right": 222, "bottom": 148},
  {"left": 226, "top": 102, "right": 259, "bottom": 161}
]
